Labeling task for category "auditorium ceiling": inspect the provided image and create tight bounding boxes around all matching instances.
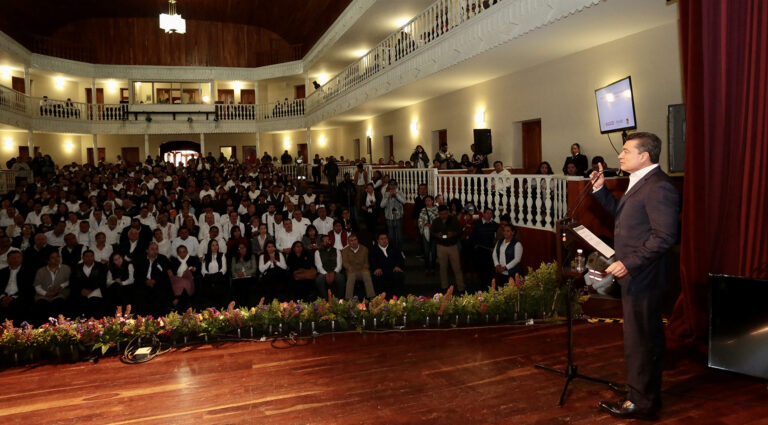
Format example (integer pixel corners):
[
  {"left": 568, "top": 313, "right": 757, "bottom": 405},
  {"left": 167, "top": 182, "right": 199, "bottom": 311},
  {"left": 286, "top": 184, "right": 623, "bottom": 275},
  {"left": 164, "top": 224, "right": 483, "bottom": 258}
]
[{"left": 0, "top": 0, "right": 352, "bottom": 67}]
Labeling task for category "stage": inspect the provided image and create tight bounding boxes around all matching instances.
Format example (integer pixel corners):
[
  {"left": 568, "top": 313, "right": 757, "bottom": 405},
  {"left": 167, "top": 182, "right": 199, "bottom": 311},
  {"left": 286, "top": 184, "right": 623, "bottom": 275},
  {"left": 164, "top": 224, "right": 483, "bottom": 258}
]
[{"left": 0, "top": 323, "right": 765, "bottom": 424}]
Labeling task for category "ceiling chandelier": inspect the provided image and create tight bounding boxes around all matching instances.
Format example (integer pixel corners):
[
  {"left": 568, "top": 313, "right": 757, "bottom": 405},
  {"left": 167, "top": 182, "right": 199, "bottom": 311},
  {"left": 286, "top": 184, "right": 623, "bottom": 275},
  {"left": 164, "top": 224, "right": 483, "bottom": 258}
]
[{"left": 159, "top": 0, "right": 186, "bottom": 34}]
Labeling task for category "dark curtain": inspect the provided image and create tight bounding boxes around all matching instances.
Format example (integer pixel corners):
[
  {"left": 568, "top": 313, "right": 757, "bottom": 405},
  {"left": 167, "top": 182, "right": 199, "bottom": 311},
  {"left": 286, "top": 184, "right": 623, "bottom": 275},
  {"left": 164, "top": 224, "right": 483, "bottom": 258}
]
[{"left": 672, "top": 0, "right": 768, "bottom": 343}]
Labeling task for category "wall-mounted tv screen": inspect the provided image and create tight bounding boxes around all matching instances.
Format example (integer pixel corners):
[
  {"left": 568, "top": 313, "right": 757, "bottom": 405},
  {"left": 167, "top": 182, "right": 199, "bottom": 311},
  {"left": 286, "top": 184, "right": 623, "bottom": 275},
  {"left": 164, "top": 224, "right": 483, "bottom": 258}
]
[
  {"left": 595, "top": 76, "right": 637, "bottom": 134},
  {"left": 709, "top": 274, "right": 768, "bottom": 379}
]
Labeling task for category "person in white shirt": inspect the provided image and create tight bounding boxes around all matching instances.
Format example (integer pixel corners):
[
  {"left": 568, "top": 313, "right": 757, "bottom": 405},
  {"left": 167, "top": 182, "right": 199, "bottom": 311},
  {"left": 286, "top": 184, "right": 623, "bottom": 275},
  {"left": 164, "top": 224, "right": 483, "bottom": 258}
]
[
  {"left": 491, "top": 160, "right": 513, "bottom": 192},
  {"left": 155, "top": 213, "right": 178, "bottom": 241},
  {"left": 171, "top": 227, "right": 200, "bottom": 258},
  {"left": 221, "top": 211, "right": 245, "bottom": 240},
  {"left": 152, "top": 228, "right": 172, "bottom": 258},
  {"left": 97, "top": 216, "right": 122, "bottom": 246},
  {"left": 113, "top": 209, "right": 131, "bottom": 231},
  {"left": 314, "top": 234, "right": 343, "bottom": 296},
  {"left": 25, "top": 203, "right": 44, "bottom": 226},
  {"left": 197, "top": 208, "right": 220, "bottom": 230},
  {"left": 302, "top": 187, "right": 317, "bottom": 205},
  {"left": 91, "top": 232, "right": 113, "bottom": 264},
  {"left": 135, "top": 207, "right": 157, "bottom": 228},
  {"left": 492, "top": 224, "right": 523, "bottom": 281},
  {"left": 63, "top": 213, "right": 81, "bottom": 236},
  {"left": 76, "top": 221, "right": 96, "bottom": 248},
  {"left": 41, "top": 199, "right": 57, "bottom": 216},
  {"left": 312, "top": 206, "right": 334, "bottom": 235},
  {"left": 261, "top": 204, "right": 280, "bottom": 237},
  {"left": 291, "top": 210, "right": 311, "bottom": 236},
  {"left": 88, "top": 209, "right": 107, "bottom": 231},
  {"left": 275, "top": 219, "right": 302, "bottom": 254},
  {"left": 286, "top": 186, "right": 299, "bottom": 205},
  {"left": 0, "top": 236, "right": 17, "bottom": 270},
  {"left": 0, "top": 251, "right": 25, "bottom": 322},
  {"left": 199, "top": 183, "right": 215, "bottom": 201},
  {"left": 198, "top": 226, "right": 227, "bottom": 256},
  {"left": 257, "top": 241, "right": 288, "bottom": 293},
  {"left": 45, "top": 222, "right": 67, "bottom": 248}
]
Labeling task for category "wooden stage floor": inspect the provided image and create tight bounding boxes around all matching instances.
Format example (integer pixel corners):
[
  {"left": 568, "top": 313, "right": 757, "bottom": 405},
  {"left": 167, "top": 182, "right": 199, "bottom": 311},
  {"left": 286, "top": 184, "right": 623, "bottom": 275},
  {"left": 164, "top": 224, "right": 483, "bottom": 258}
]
[{"left": 0, "top": 322, "right": 766, "bottom": 425}]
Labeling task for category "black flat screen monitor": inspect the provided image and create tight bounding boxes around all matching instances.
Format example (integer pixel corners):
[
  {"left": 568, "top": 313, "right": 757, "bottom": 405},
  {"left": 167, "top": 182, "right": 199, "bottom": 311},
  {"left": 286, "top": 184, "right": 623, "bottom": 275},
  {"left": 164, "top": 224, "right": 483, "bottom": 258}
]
[
  {"left": 709, "top": 274, "right": 768, "bottom": 379},
  {"left": 595, "top": 76, "right": 638, "bottom": 134}
]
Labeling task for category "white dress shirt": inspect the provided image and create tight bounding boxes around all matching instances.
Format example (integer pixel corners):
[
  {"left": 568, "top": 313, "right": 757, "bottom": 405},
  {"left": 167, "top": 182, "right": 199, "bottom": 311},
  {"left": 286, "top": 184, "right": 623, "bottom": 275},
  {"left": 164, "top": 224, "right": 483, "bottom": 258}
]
[{"left": 313, "top": 216, "right": 334, "bottom": 235}]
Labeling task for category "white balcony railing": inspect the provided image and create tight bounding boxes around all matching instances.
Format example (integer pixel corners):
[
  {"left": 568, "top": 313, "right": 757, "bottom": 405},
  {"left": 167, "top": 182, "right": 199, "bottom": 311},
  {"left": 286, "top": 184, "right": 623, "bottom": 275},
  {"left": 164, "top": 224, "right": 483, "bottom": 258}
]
[
  {"left": 0, "top": 84, "right": 305, "bottom": 124},
  {"left": 306, "top": 0, "right": 502, "bottom": 111}
]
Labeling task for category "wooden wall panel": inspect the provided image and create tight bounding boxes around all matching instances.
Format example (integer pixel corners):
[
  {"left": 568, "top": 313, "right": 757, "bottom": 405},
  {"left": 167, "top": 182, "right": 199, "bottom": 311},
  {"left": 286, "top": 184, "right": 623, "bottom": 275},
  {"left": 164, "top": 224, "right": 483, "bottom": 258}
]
[{"left": 41, "top": 17, "right": 300, "bottom": 67}]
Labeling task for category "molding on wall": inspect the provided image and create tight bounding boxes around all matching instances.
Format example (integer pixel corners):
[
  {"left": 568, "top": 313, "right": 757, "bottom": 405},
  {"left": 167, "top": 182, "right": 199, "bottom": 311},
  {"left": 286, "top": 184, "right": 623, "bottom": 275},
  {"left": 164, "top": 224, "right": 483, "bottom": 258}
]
[
  {"left": 0, "top": 32, "right": 32, "bottom": 66},
  {"left": 302, "top": 0, "right": 377, "bottom": 70},
  {"left": 306, "top": 0, "right": 601, "bottom": 126}
]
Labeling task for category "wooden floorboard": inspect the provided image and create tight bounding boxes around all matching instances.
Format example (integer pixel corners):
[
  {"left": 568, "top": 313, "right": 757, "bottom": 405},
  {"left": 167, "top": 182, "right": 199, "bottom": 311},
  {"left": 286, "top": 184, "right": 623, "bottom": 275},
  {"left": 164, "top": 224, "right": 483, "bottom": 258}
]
[{"left": 0, "top": 323, "right": 766, "bottom": 424}]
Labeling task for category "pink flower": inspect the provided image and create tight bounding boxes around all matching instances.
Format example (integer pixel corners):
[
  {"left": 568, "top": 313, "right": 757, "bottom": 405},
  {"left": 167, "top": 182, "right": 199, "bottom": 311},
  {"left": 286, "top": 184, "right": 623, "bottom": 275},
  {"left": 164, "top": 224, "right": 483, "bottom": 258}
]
[{"left": 356, "top": 303, "right": 367, "bottom": 310}]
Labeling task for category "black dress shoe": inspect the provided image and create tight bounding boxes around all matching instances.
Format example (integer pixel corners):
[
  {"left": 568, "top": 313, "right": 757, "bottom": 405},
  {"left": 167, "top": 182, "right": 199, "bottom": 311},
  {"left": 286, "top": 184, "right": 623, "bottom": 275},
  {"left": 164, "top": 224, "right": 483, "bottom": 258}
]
[
  {"left": 608, "top": 382, "right": 629, "bottom": 395},
  {"left": 599, "top": 399, "right": 658, "bottom": 421}
]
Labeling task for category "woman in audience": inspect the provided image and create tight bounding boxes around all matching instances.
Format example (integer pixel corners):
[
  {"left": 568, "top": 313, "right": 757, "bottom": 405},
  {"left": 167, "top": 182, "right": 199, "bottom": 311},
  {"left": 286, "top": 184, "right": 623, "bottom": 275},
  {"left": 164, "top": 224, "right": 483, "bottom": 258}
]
[
  {"left": 286, "top": 241, "right": 317, "bottom": 301},
  {"left": 410, "top": 145, "right": 430, "bottom": 169},
  {"left": 92, "top": 232, "right": 113, "bottom": 264},
  {"left": 417, "top": 195, "right": 438, "bottom": 276},
  {"left": 492, "top": 224, "right": 523, "bottom": 285},
  {"left": 258, "top": 241, "right": 288, "bottom": 302},
  {"left": 168, "top": 245, "right": 200, "bottom": 309},
  {"left": 251, "top": 223, "right": 272, "bottom": 257},
  {"left": 226, "top": 226, "right": 248, "bottom": 256},
  {"left": 106, "top": 252, "right": 135, "bottom": 312},
  {"left": 152, "top": 228, "right": 172, "bottom": 258},
  {"left": 302, "top": 225, "right": 321, "bottom": 255},
  {"left": 231, "top": 242, "right": 258, "bottom": 306},
  {"left": 200, "top": 239, "right": 228, "bottom": 309}
]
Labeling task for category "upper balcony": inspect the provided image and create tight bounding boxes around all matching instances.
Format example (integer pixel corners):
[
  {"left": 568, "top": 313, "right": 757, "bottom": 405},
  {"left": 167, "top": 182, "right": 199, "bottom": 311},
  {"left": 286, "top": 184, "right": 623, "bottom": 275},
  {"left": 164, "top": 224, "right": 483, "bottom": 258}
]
[{"left": 0, "top": 84, "right": 306, "bottom": 134}]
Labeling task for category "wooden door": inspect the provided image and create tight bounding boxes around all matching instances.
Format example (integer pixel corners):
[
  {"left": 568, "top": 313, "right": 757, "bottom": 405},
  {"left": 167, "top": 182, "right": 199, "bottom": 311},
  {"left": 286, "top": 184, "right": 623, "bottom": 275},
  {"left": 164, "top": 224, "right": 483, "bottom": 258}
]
[
  {"left": 295, "top": 85, "right": 306, "bottom": 99},
  {"left": 353, "top": 139, "right": 361, "bottom": 160},
  {"left": 438, "top": 129, "right": 447, "bottom": 148},
  {"left": 522, "top": 119, "right": 542, "bottom": 173},
  {"left": 243, "top": 146, "right": 259, "bottom": 164},
  {"left": 12, "top": 77, "right": 25, "bottom": 93},
  {"left": 297, "top": 143, "right": 308, "bottom": 162},
  {"left": 121, "top": 147, "right": 140, "bottom": 166},
  {"left": 240, "top": 89, "right": 255, "bottom": 104},
  {"left": 85, "top": 88, "right": 105, "bottom": 104},
  {"left": 218, "top": 89, "right": 235, "bottom": 104},
  {"left": 87, "top": 147, "right": 106, "bottom": 165},
  {"left": 384, "top": 135, "right": 394, "bottom": 159}
]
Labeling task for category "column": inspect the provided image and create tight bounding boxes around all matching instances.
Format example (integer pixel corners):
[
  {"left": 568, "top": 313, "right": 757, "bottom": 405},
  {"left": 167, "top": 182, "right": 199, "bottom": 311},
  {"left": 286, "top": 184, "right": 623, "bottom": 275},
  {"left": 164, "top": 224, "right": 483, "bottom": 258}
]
[
  {"left": 92, "top": 135, "right": 99, "bottom": 164},
  {"left": 144, "top": 134, "right": 149, "bottom": 159},
  {"left": 254, "top": 133, "right": 260, "bottom": 156},
  {"left": 306, "top": 127, "right": 312, "bottom": 160},
  {"left": 27, "top": 130, "right": 34, "bottom": 150},
  {"left": 200, "top": 133, "right": 205, "bottom": 157},
  {"left": 24, "top": 67, "right": 30, "bottom": 112},
  {"left": 91, "top": 78, "right": 97, "bottom": 120}
]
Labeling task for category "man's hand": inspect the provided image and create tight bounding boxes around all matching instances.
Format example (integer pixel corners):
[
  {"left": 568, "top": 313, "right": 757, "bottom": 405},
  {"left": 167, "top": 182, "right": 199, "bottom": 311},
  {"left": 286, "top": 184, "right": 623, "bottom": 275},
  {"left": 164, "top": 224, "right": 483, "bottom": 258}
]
[
  {"left": 495, "top": 265, "right": 505, "bottom": 273},
  {"left": 373, "top": 268, "right": 383, "bottom": 276},
  {"left": 81, "top": 289, "right": 91, "bottom": 297},
  {"left": 393, "top": 266, "right": 403, "bottom": 273},
  {"left": 606, "top": 261, "right": 628, "bottom": 278},
  {"left": 326, "top": 271, "right": 335, "bottom": 283},
  {"left": 146, "top": 279, "right": 156, "bottom": 287},
  {"left": 590, "top": 163, "right": 606, "bottom": 191},
  {"left": 0, "top": 296, "right": 12, "bottom": 307}
]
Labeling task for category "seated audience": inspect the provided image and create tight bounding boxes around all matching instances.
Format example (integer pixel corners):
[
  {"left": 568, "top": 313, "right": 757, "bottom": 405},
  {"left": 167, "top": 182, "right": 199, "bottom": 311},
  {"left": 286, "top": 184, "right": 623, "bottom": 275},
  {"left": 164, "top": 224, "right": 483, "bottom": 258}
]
[
  {"left": 286, "top": 241, "right": 316, "bottom": 301},
  {"left": 369, "top": 233, "right": 405, "bottom": 296},
  {"left": 341, "top": 234, "right": 375, "bottom": 300},
  {"left": 258, "top": 241, "right": 288, "bottom": 301},
  {"left": 200, "top": 240, "right": 228, "bottom": 309},
  {"left": 230, "top": 242, "right": 258, "bottom": 306},
  {"left": 73, "top": 250, "right": 109, "bottom": 318}
]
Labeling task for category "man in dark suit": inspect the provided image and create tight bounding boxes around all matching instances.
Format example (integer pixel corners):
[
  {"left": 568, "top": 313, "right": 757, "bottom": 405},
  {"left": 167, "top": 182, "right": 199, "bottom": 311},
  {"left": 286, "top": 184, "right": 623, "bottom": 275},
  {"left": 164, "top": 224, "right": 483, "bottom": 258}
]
[
  {"left": 591, "top": 132, "right": 679, "bottom": 420},
  {"left": 71, "top": 249, "right": 108, "bottom": 318},
  {"left": 562, "top": 142, "right": 589, "bottom": 175},
  {"left": 118, "top": 228, "right": 149, "bottom": 262},
  {"left": 133, "top": 242, "right": 173, "bottom": 315},
  {"left": 0, "top": 250, "right": 32, "bottom": 323},
  {"left": 369, "top": 232, "right": 405, "bottom": 296}
]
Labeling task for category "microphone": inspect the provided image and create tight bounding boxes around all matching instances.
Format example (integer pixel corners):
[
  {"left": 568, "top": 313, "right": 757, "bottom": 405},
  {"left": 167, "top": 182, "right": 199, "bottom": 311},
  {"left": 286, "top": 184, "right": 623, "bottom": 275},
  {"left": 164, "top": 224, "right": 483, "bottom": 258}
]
[{"left": 596, "top": 168, "right": 619, "bottom": 174}]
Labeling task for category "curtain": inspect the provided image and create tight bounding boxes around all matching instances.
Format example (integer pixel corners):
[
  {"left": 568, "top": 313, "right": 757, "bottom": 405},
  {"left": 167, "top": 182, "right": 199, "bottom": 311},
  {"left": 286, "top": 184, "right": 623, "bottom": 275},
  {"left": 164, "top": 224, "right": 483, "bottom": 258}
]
[{"left": 672, "top": 0, "right": 768, "bottom": 343}]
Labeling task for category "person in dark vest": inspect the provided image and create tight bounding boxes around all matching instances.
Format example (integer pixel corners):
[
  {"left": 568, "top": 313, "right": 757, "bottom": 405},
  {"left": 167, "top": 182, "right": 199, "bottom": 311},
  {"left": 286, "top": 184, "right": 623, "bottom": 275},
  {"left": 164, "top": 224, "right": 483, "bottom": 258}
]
[
  {"left": 471, "top": 208, "right": 499, "bottom": 290},
  {"left": 60, "top": 233, "right": 85, "bottom": 269},
  {"left": 492, "top": 224, "right": 523, "bottom": 285},
  {"left": 562, "top": 142, "right": 589, "bottom": 176},
  {"left": 0, "top": 250, "right": 33, "bottom": 323},
  {"left": 314, "top": 234, "right": 344, "bottom": 297},
  {"left": 369, "top": 232, "right": 405, "bottom": 296},
  {"left": 133, "top": 242, "right": 173, "bottom": 316},
  {"left": 105, "top": 252, "right": 135, "bottom": 314}
]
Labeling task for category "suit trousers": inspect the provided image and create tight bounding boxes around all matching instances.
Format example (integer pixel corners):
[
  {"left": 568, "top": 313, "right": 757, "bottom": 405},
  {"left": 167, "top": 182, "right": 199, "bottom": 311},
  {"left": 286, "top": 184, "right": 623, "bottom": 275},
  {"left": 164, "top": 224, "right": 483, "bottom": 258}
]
[
  {"left": 436, "top": 244, "right": 464, "bottom": 291},
  {"left": 345, "top": 270, "right": 376, "bottom": 300},
  {"left": 621, "top": 282, "right": 665, "bottom": 410}
]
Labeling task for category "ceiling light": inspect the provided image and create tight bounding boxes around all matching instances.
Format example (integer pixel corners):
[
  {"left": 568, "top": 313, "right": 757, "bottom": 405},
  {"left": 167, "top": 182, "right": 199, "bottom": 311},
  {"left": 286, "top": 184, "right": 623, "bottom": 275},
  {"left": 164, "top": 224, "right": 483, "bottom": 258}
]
[{"left": 159, "top": 0, "right": 186, "bottom": 34}]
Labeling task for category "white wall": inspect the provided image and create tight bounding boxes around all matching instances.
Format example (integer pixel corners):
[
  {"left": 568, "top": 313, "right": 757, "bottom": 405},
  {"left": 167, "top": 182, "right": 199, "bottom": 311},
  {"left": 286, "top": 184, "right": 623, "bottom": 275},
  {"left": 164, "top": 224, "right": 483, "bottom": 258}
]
[{"left": 329, "top": 22, "right": 683, "bottom": 172}]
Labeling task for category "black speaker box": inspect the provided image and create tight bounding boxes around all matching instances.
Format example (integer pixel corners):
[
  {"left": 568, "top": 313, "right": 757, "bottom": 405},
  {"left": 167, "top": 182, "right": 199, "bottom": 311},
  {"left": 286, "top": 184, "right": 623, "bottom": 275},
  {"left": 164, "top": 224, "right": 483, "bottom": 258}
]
[{"left": 474, "top": 129, "right": 492, "bottom": 155}]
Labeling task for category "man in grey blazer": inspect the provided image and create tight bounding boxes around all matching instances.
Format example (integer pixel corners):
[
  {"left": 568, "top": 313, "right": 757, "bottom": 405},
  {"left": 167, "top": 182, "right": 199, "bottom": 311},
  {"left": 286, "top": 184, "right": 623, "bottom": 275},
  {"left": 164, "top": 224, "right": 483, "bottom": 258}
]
[{"left": 591, "top": 132, "right": 679, "bottom": 420}]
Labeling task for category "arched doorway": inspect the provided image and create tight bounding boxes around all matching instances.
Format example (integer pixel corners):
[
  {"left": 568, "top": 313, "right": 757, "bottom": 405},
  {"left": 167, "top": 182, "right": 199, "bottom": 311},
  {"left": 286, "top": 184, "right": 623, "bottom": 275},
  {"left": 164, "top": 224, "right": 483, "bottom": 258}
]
[{"left": 160, "top": 141, "right": 201, "bottom": 166}]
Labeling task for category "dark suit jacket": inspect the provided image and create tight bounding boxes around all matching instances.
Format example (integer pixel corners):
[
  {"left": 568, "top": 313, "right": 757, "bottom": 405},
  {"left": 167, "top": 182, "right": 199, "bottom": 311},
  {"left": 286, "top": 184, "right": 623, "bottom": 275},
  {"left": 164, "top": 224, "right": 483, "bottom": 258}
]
[
  {"left": 563, "top": 153, "right": 589, "bottom": 175},
  {"left": 592, "top": 167, "right": 679, "bottom": 294},
  {"left": 72, "top": 262, "right": 108, "bottom": 297},
  {"left": 0, "top": 265, "right": 34, "bottom": 302},
  {"left": 134, "top": 255, "right": 171, "bottom": 288},
  {"left": 369, "top": 244, "right": 405, "bottom": 272},
  {"left": 117, "top": 239, "right": 149, "bottom": 262},
  {"left": 23, "top": 245, "right": 54, "bottom": 271}
]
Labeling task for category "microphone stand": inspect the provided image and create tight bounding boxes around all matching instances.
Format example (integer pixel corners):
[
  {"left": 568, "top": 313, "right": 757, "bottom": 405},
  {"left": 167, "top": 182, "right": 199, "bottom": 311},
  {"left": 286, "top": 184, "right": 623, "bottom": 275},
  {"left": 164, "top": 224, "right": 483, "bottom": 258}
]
[{"left": 534, "top": 169, "right": 620, "bottom": 407}]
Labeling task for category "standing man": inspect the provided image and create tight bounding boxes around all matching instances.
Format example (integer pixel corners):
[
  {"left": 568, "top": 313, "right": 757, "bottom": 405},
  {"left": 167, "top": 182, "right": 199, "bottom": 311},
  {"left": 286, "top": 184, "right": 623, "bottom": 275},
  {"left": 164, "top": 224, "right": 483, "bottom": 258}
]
[
  {"left": 380, "top": 180, "right": 405, "bottom": 253},
  {"left": 591, "top": 132, "right": 679, "bottom": 420},
  {"left": 430, "top": 205, "right": 465, "bottom": 292}
]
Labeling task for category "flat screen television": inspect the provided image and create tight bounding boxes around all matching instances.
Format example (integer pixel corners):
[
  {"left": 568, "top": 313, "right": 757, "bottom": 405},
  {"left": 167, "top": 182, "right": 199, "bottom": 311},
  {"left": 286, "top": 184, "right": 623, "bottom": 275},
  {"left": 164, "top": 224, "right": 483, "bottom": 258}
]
[
  {"left": 709, "top": 274, "right": 768, "bottom": 379},
  {"left": 595, "top": 76, "right": 638, "bottom": 134}
]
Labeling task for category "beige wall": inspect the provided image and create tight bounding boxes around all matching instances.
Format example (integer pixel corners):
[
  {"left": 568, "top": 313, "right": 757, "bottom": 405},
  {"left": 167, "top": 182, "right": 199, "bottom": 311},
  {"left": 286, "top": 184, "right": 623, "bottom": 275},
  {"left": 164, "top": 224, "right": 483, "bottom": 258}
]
[{"left": 329, "top": 22, "right": 683, "bottom": 172}]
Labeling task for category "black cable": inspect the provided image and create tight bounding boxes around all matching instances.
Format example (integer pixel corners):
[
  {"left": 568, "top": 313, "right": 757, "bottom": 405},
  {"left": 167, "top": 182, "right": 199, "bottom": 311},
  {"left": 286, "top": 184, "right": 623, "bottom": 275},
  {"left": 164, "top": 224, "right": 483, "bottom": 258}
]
[{"left": 607, "top": 133, "right": 621, "bottom": 155}]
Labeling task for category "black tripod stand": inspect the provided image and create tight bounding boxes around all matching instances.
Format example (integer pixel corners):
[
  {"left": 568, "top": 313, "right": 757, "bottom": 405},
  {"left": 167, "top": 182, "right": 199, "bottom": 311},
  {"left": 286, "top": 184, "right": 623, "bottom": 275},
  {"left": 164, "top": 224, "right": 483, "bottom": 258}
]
[{"left": 534, "top": 218, "right": 618, "bottom": 407}]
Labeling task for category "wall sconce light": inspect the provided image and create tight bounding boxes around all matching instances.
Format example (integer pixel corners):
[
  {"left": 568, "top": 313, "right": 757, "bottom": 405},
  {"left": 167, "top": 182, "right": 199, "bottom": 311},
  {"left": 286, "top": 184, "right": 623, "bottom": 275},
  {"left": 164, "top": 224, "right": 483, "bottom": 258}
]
[
  {"left": 3, "top": 137, "right": 13, "bottom": 151},
  {"left": 410, "top": 119, "right": 418, "bottom": 136},
  {"left": 1, "top": 67, "right": 10, "bottom": 79},
  {"left": 233, "top": 81, "right": 242, "bottom": 91},
  {"left": 107, "top": 80, "right": 117, "bottom": 92},
  {"left": 474, "top": 108, "right": 485, "bottom": 127},
  {"left": 55, "top": 77, "right": 65, "bottom": 90},
  {"left": 318, "top": 135, "right": 326, "bottom": 147},
  {"left": 366, "top": 128, "right": 372, "bottom": 138},
  {"left": 283, "top": 137, "right": 291, "bottom": 149},
  {"left": 64, "top": 140, "right": 73, "bottom": 152},
  {"left": 202, "top": 95, "right": 210, "bottom": 103},
  {"left": 317, "top": 74, "right": 329, "bottom": 86}
]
